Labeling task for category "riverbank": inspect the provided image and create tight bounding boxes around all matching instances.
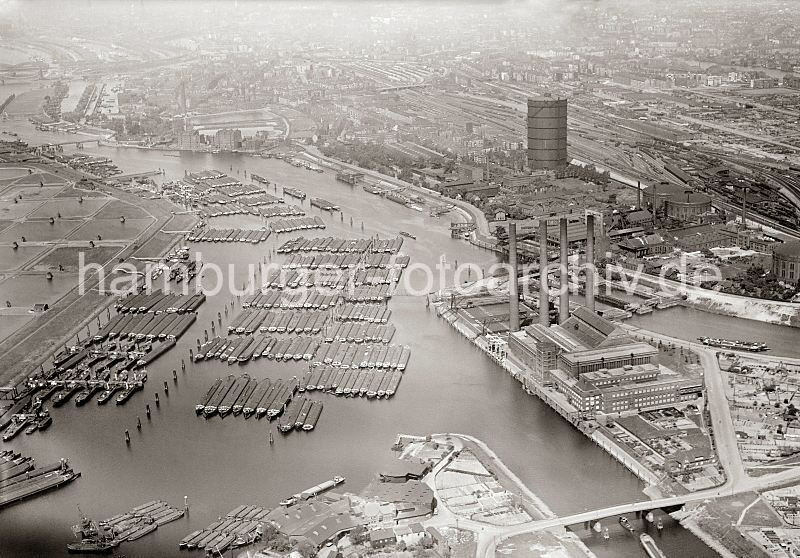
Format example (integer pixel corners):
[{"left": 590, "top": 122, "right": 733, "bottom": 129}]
[{"left": 614, "top": 266, "right": 800, "bottom": 328}]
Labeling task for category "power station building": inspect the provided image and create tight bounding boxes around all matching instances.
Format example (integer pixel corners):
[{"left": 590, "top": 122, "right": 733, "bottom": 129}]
[{"left": 526, "top": 97, "right": 568, "bottom": 170}]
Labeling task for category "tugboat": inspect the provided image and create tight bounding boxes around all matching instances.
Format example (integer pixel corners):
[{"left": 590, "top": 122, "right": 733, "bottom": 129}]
[
  {"left": 25, "top": 410, "right": 51, "bottom": 434},
  {"left": 36, "top": 411, "right": 53, "bottom": 431},
  {"left": 618, "top": 515, "right": 635, "bottom": 533},
  {"left": 67, "top": 508, "right": 117, "bottom": 554}
]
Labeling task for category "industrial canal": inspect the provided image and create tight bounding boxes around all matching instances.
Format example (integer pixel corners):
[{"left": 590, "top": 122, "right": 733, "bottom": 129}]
[{"left": 4, "top": 136, "right": 792, "bottom": 556}]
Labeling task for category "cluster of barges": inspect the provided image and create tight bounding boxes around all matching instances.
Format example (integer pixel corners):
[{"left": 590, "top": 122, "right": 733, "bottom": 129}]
[
  {"left": 269, "top": 216, "right": 326, "bottom": 233},
  {"left": 240, "top": 289, "right": 342, "bottom": 310},
  {"left": 322, "top": 322, "right": 396, "bottom": 344},
  {"left": 277, "top": 236, "right": 403, "bottom": 254},
  {"left": 103, "top": 501, "right": 184, "bottom": 543},
  {"left": 195, "top": 335, "right": 320, "bottom": 363},
  {"left": 227, "top": 309, "right": 328, "bottom": 335},
  {"left": 258, "top": 204, "right": 304, "bottom": 218},
  {"left": 698, "top": 336, "right": 770, "bottom": 352},
  {"left": 299, "top": 366, "right": 403, "bottom": 398},
  {"left": 312, "top": 343, "right": 409, "bottom": 370},
  {"left": 187, "top": 228, "right": 270, "bottom": 243},
  {"left": 197, "top": 375, "right": 301, "bottom": 421},
  {"left": 282, "top": 186, "right": 307, "bottom": 200},
  {"left": 281, "top": 252, "right": 409, "bottom": 270},
  {"left": 276, "top": 397, "right": 323, "bottom": 432},
  {"left": 178, "top": 505, "right": 270, "bottom": 553},
  {"left": 310, "top": 197, "right": 339, "bottom": 211},
  {"left": 67, "top": 500, "right": 184, "bottom": 553},
  {"left": 0, "top": 452, "right": 79, "bottom": 509}
]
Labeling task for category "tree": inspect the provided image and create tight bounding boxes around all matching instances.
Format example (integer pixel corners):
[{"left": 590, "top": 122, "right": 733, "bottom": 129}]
[
  {"left": 296, "top": 540, "right": 317, "bottom": 558},
  {"left": 262, "top": 522, "right": 278, "bottom": 542}
]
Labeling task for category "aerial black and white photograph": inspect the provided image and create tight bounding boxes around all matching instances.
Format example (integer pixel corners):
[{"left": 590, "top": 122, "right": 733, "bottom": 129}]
[{"left": 0, "top": 0, "right": 799, "bottom": 556}]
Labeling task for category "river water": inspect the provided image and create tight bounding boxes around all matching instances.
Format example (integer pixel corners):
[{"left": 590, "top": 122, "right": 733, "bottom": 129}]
[{"left": 4, "top": 128, "right": 790, "bottom": 557}]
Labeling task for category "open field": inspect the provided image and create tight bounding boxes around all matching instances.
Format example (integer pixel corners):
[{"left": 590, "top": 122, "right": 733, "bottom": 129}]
[
  {"left": 27, "top": 197, "right": 110, "bottom": 219},
  {"left": 66, "top": 217, "right": 152, "bottom": 241},
  {"left": 0, "top": 315, "right": 33, "bottom": 343},
  {"left": 0, "top": 219, "right": 82, "bottom": 242},
  {"left": 0, "top": 167, "right": 30, "bottom": 180},
  {"left": 32, "top": 245, "right": 123, "bottom": 271},
  {"left": 12, "top": 170, "right": 68, "bottom": 186},
  {"left": 0, "top": 199, "right": 44, "bottom": 220},
  {"left": 0, "top": 245, "right": 48, "bottom": 271},
  {"left": 0, "top": 273, "right": 78, "bottom": 309},
  {"left": 93, "top": 198, "right": 154, "bottom": 219},
  {"left": 0, "top": 184, "right": 63, "bottom": 201}
]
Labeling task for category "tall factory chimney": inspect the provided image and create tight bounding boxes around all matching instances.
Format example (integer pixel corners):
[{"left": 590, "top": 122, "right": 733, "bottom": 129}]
[
  {"left": 527, "top": 97, "right": 568, "bottom": 170},
  {"left": 741, "top": 187, "right": 748, "bottom": 230},
  {"left": 539, "top": 219, "right": 549, "bottom": 326},
  {"left": 586, "top": 214, "right": 596, "bottom": 313},
  {"left": 559, "top": 217, "right": 569, "bottom": 323},
  {"left": 637, "top": 181, "right": 642, "bottom": 209},
  {"left": 508, "top": 223, "right": 520, "bottom": 332}
]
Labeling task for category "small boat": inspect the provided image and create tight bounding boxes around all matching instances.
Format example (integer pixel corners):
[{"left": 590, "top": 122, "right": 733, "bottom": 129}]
[
  {"left": 656, "top": 518, "right": 663, "bottom": 531},
  {"left": 97, "top": 385, "right": 122, "bottom": 405},
  {"left": 36, "top": 413, "right": 53, "bottom": 431},
  {"left": 619, "top": 516, "right": 634, "bottom": 532},
  {"left": 399, "top": 231, "right": 416, "bottom": 240},
  {"left": 279, "top": 496, "right": 297, "bottom": 507}
]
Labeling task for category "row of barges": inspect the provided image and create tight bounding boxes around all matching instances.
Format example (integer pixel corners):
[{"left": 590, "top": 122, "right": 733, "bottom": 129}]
[
  {"left": 336, "top": 303, "right": 392, "bottom": 322},
  {"left": 312, "top": 343, "right": 409, "bottom": 370},
  {"left": 299, "top": 366, "right": 402, "bottom": 398},
  {"left": 195, "top": 335, "right": 320, "bottom": 363},
  {"left": 269, "top": 216, "right": 326, "bottom": 233},
  {"left": 0, "top": 452, "right": 79, "bottom": 509},
  {"left": 277, "top": 398, "right": 323, "bottom": 432},
  {"left": 281, "top": 252, "right": 409, "bottom": 270},
  {"left": 239, "top": 289, "right": 341, "bottom": 310},
  {"left": 321, "top": 322, "right": 396, "bottom": 344},
  {"left": 197, "top": 376, "right": 297, "bottom": 419},
  {"left": 94, "top": 312, "right": 197, "bottom": 342},
  {"left": 282, "top": 186, "right": 307, "bottom": 200},
  {"left": 178, "top": 505, "right": 269, "bottom": 553},
  {"left": 309, "top": 197, "right": 339, "bottom": 211},
  {"left": 277, "top": 236, "right": 402, "bottom": 254},
  {"left": 227, "top": 309, "right": 328, "bottom": 335},
  {"left": 187, "top": 228, "right": 270, "bottom": 243},
  {"left": 115, "top": 290, "right": 205, "bottom": 314}
]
